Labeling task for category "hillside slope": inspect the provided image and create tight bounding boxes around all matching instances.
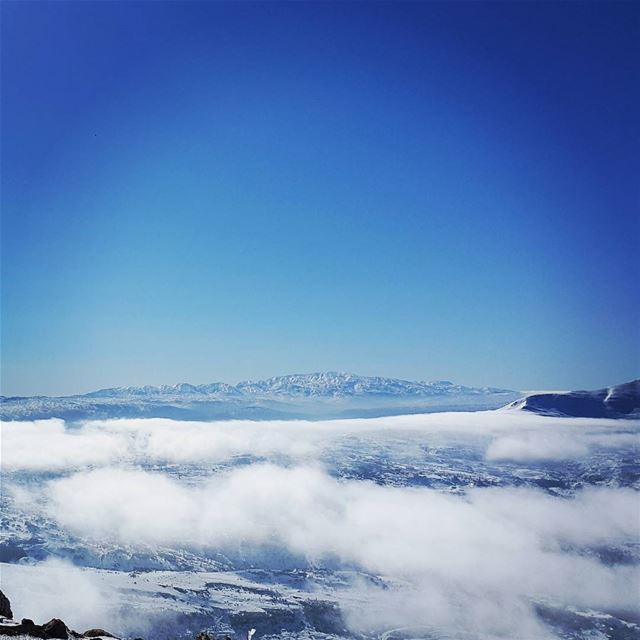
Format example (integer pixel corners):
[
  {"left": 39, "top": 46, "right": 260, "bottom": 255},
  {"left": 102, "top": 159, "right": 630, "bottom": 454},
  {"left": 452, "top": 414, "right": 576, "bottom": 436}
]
[{"left": 505, "top": 380, "right": 640, "bottom": 418}]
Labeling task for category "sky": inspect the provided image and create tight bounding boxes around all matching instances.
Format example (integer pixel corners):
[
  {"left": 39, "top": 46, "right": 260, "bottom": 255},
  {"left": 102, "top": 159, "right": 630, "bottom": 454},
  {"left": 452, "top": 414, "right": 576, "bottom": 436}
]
[{"left": 1, "top": 1, "right": 639, "bottom": 396}]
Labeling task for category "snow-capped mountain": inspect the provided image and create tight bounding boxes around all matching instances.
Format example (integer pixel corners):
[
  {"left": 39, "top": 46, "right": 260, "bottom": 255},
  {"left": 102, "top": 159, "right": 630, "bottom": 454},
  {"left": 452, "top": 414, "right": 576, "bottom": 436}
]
[
  {"left": 85, "top": 381, "right": 242, "bottom": 399},
  {"left": 85, "top": 372, "right": 512, "bottom": 399},
  {"left": 235, "top": 372, "right": 509, "bottom": 397},
  {"left": 506, "top": 379, "right": 640, "bottom": 418},
  {"left": 0, "top": 372, "right": 517, "bottom": 422}
]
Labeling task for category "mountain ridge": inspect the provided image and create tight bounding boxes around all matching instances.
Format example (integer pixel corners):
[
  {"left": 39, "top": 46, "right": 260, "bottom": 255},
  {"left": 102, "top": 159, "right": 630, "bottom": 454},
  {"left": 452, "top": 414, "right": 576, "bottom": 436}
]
[
  {"left": 0, "top": 372, "right": 518, "bottom": 422},
  {"left": 81, "top": 371, "right": 514, "bottom": 400}
]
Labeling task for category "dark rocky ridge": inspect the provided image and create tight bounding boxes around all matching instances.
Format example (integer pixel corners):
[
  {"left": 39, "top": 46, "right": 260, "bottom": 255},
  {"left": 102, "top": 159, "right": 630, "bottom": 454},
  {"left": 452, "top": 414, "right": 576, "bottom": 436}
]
[{"left": 0, "top": 592, "right": 12, "bottom": 620}]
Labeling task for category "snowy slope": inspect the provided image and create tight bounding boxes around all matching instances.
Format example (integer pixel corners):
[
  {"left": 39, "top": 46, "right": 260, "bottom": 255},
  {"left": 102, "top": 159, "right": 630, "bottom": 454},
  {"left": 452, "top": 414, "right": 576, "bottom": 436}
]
[{"left": 505, "top": 380, "right": 640, "bottom": 418}]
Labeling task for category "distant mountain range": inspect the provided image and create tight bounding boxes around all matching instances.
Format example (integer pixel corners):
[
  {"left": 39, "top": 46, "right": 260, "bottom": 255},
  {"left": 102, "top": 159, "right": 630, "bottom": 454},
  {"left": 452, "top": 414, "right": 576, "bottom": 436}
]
[
  {"left": 4, "top": 373, "right": 636, "bottom": 422},
  {"left": 0, "top": 372, "right": 518, "bottom": 421},
  {"left": 84, "top": 372, "right": 512, "bottom": 399}
]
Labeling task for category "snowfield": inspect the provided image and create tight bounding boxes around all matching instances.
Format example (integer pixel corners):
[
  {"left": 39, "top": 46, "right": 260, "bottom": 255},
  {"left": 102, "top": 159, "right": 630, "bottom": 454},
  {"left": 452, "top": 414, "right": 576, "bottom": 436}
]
[{"left": 1, "top": 410, "right": 639, "bottom": 640}]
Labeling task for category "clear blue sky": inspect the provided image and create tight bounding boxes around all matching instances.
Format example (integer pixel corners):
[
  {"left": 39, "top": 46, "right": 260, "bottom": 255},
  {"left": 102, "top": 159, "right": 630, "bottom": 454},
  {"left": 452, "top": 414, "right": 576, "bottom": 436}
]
[{"left": 1, "top": 1, "right": 638, "bottom": 396}]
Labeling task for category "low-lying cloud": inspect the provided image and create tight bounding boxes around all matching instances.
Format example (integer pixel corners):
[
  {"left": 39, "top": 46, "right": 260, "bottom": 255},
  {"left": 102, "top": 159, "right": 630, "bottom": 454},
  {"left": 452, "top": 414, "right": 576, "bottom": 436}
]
[
  {"left": 13, "top": 464, "right": 640, "bottom": 637},
  {"left": 0, "top": 419, "right": 127, "bottom": 470},
  {"left": 1, "top": 412, "right": 639, "bottom": 638},
  {"left": 485, "top": 432, "right": 589, "bottom": 461},
  {"left": 1, "top": 558, "right": 110, "bottom": 631},
  {"left": 2, "top": 411, "right": 637, "bottom": 471}
]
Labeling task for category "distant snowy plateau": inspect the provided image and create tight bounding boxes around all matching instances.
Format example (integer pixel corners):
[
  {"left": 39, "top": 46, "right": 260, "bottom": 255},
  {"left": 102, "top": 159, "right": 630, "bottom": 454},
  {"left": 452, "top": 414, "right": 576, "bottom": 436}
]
[{"left": 1, "top": 377, "right": 639, "bottom": 640}]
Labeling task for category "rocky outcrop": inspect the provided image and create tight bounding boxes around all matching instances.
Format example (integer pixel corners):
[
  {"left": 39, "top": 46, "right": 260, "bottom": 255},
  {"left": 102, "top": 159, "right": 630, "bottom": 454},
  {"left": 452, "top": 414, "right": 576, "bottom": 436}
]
[
  {"left": 0, "top": 590, "right": 12, "bottom": 620},
  {"left": 41, "top": 619, "right": 69, "bottom": 639},
  {"left": 0, "top": 617, "right": 72, "bottom": 638},
  {"left": 0, "top": 591, "right": 118, "bottom": 639}
]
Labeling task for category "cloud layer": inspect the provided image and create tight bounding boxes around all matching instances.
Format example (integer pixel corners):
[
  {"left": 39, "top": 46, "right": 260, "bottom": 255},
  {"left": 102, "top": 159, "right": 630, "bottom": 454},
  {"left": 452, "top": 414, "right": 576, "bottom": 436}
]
[
  {"left": 2, "top": 411, "right": 637, "bottom": 471},
  {"left": 1, "top": 412, "right": 639, "bottom": 638},
  {"left": 10, "top": 463, "right": 640, "bottom": 638}
]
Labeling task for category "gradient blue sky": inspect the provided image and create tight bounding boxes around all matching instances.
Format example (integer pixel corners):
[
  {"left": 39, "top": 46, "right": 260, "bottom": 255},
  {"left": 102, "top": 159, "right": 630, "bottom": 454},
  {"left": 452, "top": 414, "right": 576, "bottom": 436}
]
[{"left": 2, "top": 1, "right": 638, "bottom": 396}]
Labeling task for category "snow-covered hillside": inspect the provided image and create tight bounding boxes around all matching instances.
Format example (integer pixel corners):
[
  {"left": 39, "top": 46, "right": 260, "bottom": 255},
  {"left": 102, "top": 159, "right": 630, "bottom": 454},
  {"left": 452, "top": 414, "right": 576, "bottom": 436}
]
[{"left": 506, "top": 379, "right": 640, "bottom": 418}]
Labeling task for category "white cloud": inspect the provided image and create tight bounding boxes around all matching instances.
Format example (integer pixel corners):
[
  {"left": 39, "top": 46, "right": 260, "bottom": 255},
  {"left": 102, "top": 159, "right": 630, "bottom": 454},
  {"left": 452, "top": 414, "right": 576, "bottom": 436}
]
[
  {"left": 0, "top": 419, "right": 127, "bottom": 470},
  {"left": 485, "top": 432, "right": 589, "bottom": 461},
  {"left": 3, "top": 411, "right": 636, "bottom": 472},
  {"left": 30, "top": 464, "right": 640, "bottom": 637},
  {"left": 2, "top": 412, "right": 638, "bottom": 638},
  {"left": 1, "top": 558, "right": 110, "bottom": 631}
]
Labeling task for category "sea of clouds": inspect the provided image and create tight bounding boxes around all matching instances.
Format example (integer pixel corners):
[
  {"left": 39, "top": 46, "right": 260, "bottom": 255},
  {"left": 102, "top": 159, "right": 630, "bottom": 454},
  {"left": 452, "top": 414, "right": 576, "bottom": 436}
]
[
  {"left": 1, "top": 411, "right": 639, "bottom": 639},
  {"left": 2, "top": 411, "right": 637, "bottom": 471}
]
